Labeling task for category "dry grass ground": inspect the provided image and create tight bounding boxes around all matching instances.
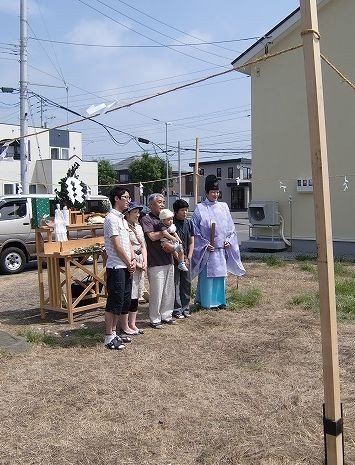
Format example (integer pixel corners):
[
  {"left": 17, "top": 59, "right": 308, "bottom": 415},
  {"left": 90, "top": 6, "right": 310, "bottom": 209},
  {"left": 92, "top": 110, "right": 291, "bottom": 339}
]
[{"left": 0, "top": 261, "right": 355, "bottom": 465}]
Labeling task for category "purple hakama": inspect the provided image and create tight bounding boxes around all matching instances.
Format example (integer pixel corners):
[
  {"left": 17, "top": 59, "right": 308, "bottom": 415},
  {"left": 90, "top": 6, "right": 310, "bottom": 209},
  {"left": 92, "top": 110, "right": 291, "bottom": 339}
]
[{"left": 191, "top": 199, "right": 245, "bottom": 308}]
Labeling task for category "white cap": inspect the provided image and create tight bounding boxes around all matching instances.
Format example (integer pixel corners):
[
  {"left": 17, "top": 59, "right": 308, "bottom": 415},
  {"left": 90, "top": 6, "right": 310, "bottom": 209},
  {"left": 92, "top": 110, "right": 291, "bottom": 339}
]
[{"left": 159, "top": 208, "right": 174, "bottom": 220}]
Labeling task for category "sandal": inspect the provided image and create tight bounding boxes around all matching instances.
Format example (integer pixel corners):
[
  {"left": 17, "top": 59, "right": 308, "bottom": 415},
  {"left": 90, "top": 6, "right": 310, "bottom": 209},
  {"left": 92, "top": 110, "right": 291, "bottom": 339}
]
[
  {"left": 105, "top": 338, "right": 125, "bottom": 350},
  {"left": 119, "top": 335, "right": 132, "bottom": 344}
]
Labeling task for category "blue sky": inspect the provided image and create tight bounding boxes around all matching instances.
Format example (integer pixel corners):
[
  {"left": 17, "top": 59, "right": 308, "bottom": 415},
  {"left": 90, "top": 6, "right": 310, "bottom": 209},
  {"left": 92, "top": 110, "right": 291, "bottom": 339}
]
[{"left": 0, "top": 0, "right": 299, "bottom": 169}]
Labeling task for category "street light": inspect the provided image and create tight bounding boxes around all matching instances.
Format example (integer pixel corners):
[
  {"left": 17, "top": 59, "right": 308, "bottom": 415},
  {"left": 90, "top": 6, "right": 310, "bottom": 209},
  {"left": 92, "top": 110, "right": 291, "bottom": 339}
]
[
  {"left": 154, "top": 119, "right": 172, "bottom": 208},
  {"left": 165, "top": 121, "right": 172, "bottom": 208}
]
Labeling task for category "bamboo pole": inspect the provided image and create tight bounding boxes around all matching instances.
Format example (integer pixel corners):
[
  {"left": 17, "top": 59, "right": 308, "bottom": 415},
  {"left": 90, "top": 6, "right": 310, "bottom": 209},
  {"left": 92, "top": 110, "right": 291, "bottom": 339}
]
[
  {"left": 300, "top": 1, "right": 343, "bottom": 463},
  {"left": 194, "top": 137, "right": 200, "bottom": 206}
]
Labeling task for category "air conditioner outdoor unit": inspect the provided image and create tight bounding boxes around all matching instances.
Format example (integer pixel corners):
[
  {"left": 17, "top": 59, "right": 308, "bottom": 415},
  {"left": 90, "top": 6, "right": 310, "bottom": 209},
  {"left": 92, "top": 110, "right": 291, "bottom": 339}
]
[{"left": 248, "top": 200, "right": 280, "bottom": 226}]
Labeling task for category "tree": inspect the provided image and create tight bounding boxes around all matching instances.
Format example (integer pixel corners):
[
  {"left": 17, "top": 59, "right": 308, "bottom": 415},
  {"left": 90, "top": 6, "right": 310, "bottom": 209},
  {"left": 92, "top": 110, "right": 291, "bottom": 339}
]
[
  {"left": 128, "top": 152, "right": 172, "bottom": 200},
  {"left": 97, "top": 159, "right": 117, "bottom": 195}
]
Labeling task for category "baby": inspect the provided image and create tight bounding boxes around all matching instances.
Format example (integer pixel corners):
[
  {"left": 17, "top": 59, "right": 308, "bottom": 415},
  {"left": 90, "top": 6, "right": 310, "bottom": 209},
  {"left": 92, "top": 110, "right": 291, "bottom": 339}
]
[{"left": 158, "top": 209, "right": 189, "bottom": 272}]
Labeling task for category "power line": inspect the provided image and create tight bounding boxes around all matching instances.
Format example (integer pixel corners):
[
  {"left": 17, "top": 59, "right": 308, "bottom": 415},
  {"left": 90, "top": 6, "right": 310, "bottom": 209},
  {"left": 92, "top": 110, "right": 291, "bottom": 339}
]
[
  {"left": 28, "top": 36, "right": 260, "bottom": 49},
  {"left": 93, "top": 0, "right": 232, "bottom": 60},
  {"left": 50, "top": 66, "right": 221, "bottom": 102},
  {"left": 115, "top": 0, "right": 251, "bottom": 53},
  {"left": 23, "top": 44, "right": 302, "bottom": 141},
  {"left": 75, "top": 0, "right": 227, "bottom": 68}
]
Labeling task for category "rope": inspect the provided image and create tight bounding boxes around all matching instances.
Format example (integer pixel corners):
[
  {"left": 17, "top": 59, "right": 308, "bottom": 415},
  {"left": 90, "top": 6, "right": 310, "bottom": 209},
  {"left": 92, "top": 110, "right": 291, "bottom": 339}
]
[
  {"left": 301, "top": 29, "right": 321, "bottom": 40},
  {"left": 321, "top": 54, "right": 355, "bottom": 91},
  {"left": 12, "top": 43, "right": 303, "bottom": 142}
]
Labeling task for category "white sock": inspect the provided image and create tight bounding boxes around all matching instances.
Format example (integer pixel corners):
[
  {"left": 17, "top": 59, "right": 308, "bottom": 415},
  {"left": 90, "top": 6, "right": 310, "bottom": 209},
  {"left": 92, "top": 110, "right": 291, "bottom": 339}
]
[{"left": 104, "top": 335, "right": 115, "bottom": 345}]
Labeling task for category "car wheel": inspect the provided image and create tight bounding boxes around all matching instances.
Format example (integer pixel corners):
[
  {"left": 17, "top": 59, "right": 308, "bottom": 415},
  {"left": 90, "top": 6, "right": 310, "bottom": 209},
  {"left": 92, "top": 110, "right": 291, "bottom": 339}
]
[{"left": 0, "top": 247, "right": 26, "bottom": 274}]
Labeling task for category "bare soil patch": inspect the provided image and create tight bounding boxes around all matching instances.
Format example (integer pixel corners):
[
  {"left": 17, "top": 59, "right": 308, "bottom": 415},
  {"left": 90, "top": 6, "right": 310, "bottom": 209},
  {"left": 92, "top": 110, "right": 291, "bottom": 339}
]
[{"left": 0, "top": 262, "right": 354, "bottom": 465}]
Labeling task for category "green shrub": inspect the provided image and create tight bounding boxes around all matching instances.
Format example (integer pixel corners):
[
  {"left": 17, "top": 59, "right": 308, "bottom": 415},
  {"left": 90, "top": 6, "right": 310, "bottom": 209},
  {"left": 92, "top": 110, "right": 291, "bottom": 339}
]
[
  {"left": 290, "top": 284, "right": 355, "bottom": 320},
  {"left": 299, "top": 262, "right": 316, "bottom": 273},
  {"left": 334, "top": 263, "right": 355, "bottom": 278},
  {"left": 264, "top": 256, "right": 285, "bottom": 267},
  {"left": 22, "top": 330, "right": 58, "bottom": 346},
  {"left": 289, "top": 292, "right": 319, "bottom": 311},
  {"left": 21, "top": 327, "right": 103, "bottom": 347},
  {"left": 227, "top": 286, "right": 262, "bottom": 310},
  {"left": 335, "top": 279, "right": 355, "bottom": 297}
]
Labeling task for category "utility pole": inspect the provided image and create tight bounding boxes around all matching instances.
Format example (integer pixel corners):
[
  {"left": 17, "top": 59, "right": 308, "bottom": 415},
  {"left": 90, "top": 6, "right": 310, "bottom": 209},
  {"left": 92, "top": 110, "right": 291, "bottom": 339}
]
[
  {"left": 194, "top": 137, "right": 199, "bottom": 206},
  {"left": 301, "top": 0, "right": 343, "bottom": 463},
  {"left": 20, "top": 0, "right": 29, "bottom": 194},
  {"left": 165, "top": 122, "right": 171, "bottom": 208},
  {"left": 178, "top": 141, "right": 182, "bottom": 199}
]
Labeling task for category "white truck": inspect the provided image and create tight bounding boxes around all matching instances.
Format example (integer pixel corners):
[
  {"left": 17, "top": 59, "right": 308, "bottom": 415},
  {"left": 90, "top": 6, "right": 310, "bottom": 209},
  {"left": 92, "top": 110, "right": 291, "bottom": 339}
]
[{"left": 0, "top": 194, "right": 109, "bottom": 274}]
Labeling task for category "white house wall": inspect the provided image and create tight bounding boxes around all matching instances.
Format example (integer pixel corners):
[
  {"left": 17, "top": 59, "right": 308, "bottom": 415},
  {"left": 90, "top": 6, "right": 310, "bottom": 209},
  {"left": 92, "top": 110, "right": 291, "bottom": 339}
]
[
  {"left": 250, "top": 0, "right": 355, "bottom": 244},
  {"left": 0, "top": 124, "right": 98, "bottom": 195}
]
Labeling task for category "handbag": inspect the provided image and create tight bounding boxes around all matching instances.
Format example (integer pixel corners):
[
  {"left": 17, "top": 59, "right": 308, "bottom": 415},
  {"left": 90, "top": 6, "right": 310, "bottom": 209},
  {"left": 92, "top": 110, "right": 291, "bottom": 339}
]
[{"left": 71, "top": 275, "right": 103, "bottom": 306}]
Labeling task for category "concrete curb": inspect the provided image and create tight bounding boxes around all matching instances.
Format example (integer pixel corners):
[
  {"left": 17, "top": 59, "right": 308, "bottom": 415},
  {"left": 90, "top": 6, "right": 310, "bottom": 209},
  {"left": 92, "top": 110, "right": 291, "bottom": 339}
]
[{"left": 0, "top": 331, "right": 30, "bottom": 354}]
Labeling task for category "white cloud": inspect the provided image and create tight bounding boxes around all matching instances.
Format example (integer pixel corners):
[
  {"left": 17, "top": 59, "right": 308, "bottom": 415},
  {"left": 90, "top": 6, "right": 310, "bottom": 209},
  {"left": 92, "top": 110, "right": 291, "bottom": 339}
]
[{"left": 66, "top": 18, "right": 127, "bottom": 59}]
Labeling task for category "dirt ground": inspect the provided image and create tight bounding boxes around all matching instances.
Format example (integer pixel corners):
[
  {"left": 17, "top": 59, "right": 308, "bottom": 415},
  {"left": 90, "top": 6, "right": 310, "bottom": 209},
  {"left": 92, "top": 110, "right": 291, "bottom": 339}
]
[{"left": 0, "top": 261, "right": 354, "bottom": 465}]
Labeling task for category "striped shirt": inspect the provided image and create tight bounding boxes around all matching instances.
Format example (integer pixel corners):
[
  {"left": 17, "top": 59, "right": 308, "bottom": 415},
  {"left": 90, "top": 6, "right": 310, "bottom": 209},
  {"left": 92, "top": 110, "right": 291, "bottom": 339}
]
[{"left": 104, "top": 208, "right": 132, "bottom": 269}]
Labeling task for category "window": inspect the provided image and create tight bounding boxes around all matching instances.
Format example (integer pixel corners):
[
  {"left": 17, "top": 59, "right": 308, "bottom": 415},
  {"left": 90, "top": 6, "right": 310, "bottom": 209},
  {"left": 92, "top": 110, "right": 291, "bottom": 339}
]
[
  {"left": 244, "top": 167, "right": 252, "bottom": 179},
  {"left": 0, "top": 200, "right": 27, "bottom": 221},
  {"left": 51, "top": 148, "right": 60, "bottom": 160},
  {"left": 228, "top": 167, "right": 233, "bottom": 179},
  {"left": 29, "top": 184, "right": 37, "bottom": 194},
  {"left": 119, "top": 173, "right": 129, "bottom": 182},
  {"left": 217, "top": 168, "right": 221, "bottom": 178},
  {"left": 4, "top": 183, "right": 15, "bottom": 195},
  {"left": 199, "top": 168, "right": 204, "bottom": 175},
  {"left": 51, "top": 147, "right": 69, "bottom": 160}
]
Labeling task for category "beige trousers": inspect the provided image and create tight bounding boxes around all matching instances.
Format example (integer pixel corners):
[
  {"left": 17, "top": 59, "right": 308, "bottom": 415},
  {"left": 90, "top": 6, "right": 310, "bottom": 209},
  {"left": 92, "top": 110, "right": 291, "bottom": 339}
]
[{"left": 147, "top": 264, "right": 174, "bottom": 324}]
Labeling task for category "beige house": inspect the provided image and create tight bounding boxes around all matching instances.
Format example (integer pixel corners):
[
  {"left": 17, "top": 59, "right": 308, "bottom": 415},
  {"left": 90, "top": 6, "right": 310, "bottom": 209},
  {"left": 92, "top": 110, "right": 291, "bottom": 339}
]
[
  {"left": 232, "top": 0, "right": 355, "bottom": 254},
  {"left": 0, "top": 123, "right": 98, "bottom": 196}
]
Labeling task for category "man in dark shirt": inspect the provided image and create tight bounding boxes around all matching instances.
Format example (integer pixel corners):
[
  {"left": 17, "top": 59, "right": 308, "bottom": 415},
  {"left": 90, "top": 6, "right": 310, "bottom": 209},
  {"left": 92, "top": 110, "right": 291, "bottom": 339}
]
[
  {"left": 141, "top": 193, "right": 175, "bottom": 328},
  {"left": 172, "top": 199, "right": 194, "bottom": 318}
]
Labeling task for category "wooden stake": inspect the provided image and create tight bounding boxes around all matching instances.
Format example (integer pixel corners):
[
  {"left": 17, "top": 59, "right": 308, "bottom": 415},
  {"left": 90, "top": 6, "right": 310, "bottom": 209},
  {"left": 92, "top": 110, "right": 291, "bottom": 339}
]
[
  {"left": 194, "top": 137, "right": 200, "bottom": 206},
  {"left": 300, "top": 1, "right": 343, "bottom": 463},
  {"left": 210, "top": 222, "right": 216, "bottom": 248}
]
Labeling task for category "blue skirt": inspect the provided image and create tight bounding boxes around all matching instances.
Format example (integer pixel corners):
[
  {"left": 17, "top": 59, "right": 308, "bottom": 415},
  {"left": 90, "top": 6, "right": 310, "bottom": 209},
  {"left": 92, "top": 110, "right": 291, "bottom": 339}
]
[{"left": 196, "top": 266, "right": 226, "bottom": 308}]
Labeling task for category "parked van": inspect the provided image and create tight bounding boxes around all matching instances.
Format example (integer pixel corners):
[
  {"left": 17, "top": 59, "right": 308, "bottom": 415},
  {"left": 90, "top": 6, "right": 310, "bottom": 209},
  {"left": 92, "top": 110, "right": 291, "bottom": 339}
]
[{"left": 0, "top": 194, "right": 110, "bottom": 274}]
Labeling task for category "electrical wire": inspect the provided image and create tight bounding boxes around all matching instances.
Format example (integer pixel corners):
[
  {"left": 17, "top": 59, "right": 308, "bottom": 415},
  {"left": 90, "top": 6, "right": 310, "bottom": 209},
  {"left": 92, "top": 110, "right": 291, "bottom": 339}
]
[
  {"left": 28, "top": 36, "right": 259, "bottom": 49},
  {"left": 75, "top": 0, "right": 228, "bottom": 68},
  {"left": 33, "top": 0, "right": 68, "bottom": 86},
  {"left": 115, "top": 0, "right": 255, "bottom": 53},
  {"left": 92, "top": 0, "right": 233, "bottom": 60}
]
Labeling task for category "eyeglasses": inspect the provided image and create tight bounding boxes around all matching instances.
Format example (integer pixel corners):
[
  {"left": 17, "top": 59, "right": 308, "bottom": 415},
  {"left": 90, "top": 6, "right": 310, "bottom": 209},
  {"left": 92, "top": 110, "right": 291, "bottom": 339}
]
[{"left": 120, "top": 195, "right": 131, "bottom": 200}]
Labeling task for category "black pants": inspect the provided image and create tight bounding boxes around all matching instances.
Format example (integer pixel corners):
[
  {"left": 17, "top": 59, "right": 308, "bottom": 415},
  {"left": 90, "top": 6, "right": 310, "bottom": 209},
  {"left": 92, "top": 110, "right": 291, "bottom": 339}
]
[
  {"left": 105, "top": 268, "right": 132, "bottom": 315},
  {"left": 173, "top": 263, "right": 192, "bottom": 315}
]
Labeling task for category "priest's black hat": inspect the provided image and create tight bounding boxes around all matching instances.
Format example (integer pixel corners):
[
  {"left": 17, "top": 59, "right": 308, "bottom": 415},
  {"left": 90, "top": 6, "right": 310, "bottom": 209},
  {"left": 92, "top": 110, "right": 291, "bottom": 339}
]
[{"left": 205, "top": 174, "right": 219, "bottom": 193}]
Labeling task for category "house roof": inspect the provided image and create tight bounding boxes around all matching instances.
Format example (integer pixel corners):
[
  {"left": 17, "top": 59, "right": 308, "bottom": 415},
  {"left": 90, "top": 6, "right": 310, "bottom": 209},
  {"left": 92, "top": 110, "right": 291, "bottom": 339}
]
[
  {"left": 231, "top": 0, "right": 331, "bottom": 74},
  {"left": 0, "top": 138, "right": 19, "bottom": 146},
  {"left": 189, "top": 157, "right": 251, "bottom": 167},
  {"left": 0, "top": 122, "right": 81, "bottom": 134},
  {"left": 112, "top": 155, "right": 141, "bottom": 171}
]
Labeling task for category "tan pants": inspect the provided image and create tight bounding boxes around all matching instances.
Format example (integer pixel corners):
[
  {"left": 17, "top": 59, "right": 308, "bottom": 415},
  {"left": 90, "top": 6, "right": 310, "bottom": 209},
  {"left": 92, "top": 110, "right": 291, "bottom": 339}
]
[{"left": 147, "top": 264, "right": 174, "bottom": 324}]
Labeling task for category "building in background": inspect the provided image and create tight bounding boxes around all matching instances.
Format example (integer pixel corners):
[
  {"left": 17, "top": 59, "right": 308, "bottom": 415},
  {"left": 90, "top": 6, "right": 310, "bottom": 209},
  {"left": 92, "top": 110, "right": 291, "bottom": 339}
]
[
  {"left": 0, "top": 123, "right": 98, "bottom": 195},
  {"left": 112, "top": 155, "right": 192, "bottom": 203},
  {"left": 232, "top": 0, "right": 355, "bottom": 254},
  {"left": 189, "top": 158, "right": 252, "bottom": 211}
]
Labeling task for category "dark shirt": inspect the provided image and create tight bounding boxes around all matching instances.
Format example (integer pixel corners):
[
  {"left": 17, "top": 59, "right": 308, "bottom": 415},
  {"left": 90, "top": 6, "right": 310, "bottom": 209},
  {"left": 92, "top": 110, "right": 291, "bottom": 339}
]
[
  {"left": 173, "top": 217, "right": 194, "bottom": 256},
  {"left": 141, "top": 212, "right": 173, "bottom": 268}
]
